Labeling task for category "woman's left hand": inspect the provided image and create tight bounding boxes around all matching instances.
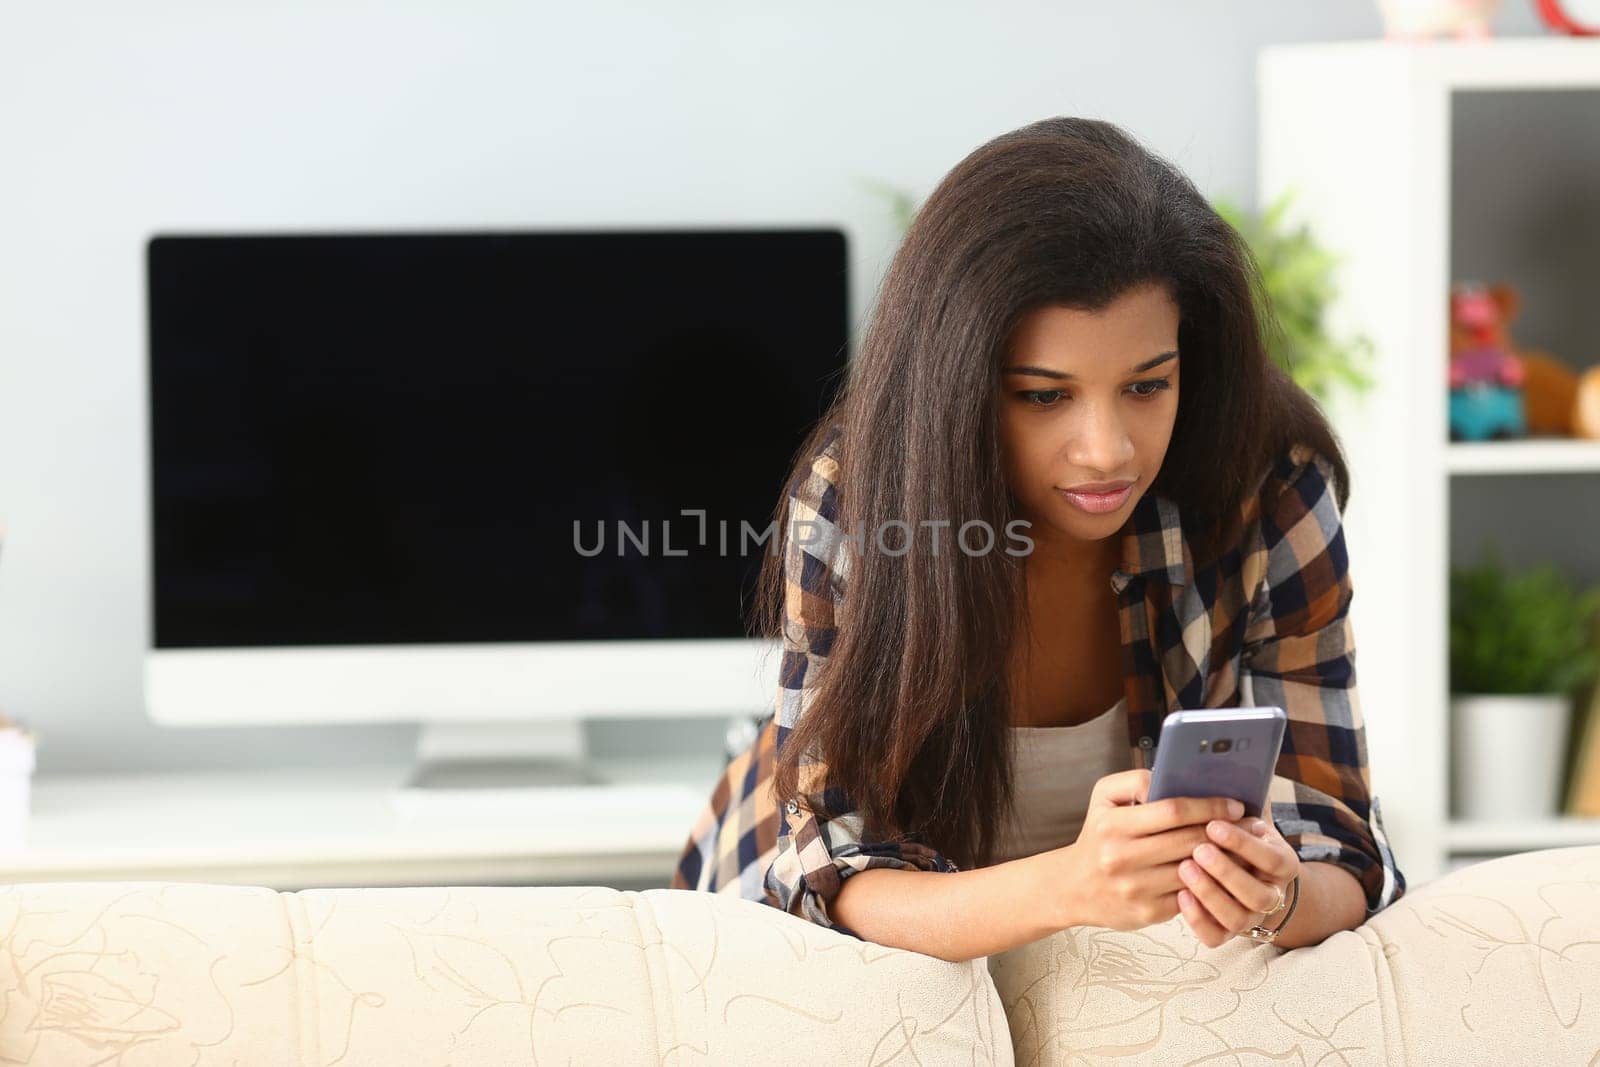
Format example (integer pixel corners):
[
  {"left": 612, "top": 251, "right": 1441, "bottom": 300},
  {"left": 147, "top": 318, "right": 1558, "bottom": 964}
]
[{"left": 1176, "top": 813, "right": 1300, "bottom": 948}]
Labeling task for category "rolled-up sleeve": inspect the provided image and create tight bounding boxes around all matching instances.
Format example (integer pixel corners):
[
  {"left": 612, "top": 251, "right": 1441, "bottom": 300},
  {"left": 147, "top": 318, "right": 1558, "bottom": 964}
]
[
  {"left": 762, "top": 436, "right": 960, "bottom": 938},
  {"left": 1241, "top": 448, "right": 1406, "bottom": 918}
]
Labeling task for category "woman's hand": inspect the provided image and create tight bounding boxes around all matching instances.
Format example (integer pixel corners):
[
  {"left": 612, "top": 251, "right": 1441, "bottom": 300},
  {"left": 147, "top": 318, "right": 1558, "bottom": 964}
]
[
  {"left": 1176, "top": 812, "right": 1301, "bottom": 947},
  {"left": 1053, "top": 769, "right": 1245, "bottom": 934}
]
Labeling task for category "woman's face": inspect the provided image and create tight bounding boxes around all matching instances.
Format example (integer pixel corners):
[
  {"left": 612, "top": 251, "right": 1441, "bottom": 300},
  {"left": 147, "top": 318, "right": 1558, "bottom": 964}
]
[{"left": 998, "top": 281, "right": 1181, "bottom": 568}]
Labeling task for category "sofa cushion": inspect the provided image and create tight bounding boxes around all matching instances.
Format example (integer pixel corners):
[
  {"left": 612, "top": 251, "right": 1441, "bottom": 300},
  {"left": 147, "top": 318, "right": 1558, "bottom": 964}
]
[
  {"left": 6, "top": 845, "right": 1598, "bottom": 1065},
  {"left": 0, "top": 880, "right": 1012, "bottom": 1065},
  {"left": 985, "top": 844, "right": 1600, "bottom": 1065}
]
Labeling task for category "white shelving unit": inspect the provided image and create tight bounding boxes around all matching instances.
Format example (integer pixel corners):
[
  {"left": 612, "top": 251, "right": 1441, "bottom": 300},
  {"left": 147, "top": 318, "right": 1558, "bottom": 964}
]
[
  {"left": 1258, "top": 38, "right": 1600, "bottom": 890},
  {"left": 1448, "top": 439, "right": 1600, "bottom": 475}
]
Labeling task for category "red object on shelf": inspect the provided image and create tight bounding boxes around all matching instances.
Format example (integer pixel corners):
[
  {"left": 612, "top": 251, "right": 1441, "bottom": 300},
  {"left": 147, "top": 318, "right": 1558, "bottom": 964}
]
[
  {"left": 1449, "top": 346, "right": 1525, "bottom": 389},
  {"left": 1537, "top": 0, "right": 1600, "bottom": 35}
]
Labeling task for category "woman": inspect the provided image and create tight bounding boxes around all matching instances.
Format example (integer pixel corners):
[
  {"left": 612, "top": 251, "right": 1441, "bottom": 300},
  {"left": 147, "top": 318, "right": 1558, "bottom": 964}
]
[{"left": 671, "top": 116, "right": 1405, "bottom": 962}]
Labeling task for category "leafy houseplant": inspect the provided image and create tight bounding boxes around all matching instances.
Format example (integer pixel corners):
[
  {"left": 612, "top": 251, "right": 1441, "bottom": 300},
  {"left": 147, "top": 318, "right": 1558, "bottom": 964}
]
[
  {"left": 1448, "top": 544, "right": 1600, "bottom": 820},
  {"left": 1450, "top": 546, "right": 1600, "bottom": 696},
  {"left": 854, "top": 176, "right": 919, "bottom": 237},
  {"left": 1211, "top": 188, "right": 1376, "bottom": 409},
  {"left": 855, "top": 178, "right": 1377, "bottom": 409}
]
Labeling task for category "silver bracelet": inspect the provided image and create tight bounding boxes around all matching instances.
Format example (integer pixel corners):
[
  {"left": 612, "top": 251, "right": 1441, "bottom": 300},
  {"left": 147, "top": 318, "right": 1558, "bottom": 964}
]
[{"left": 1240, "top": 874, "right": 1300, "bottom": 944}]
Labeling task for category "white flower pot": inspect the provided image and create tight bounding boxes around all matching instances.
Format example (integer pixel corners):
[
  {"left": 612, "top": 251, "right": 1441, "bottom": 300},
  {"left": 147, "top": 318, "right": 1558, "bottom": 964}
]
[{"left": 1450, "top": 693, "right": 1572, "bottom": 821}]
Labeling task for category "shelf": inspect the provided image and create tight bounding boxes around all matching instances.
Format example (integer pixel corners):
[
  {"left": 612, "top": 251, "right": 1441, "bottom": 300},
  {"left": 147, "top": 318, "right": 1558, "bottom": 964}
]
[
  {"left": 1448, "top": 439, "right": 1600, "bottom": 474},
  {"left": 1261, "top": 38, "right": 1600, "bottom": 92},
  {"left": 1443, "top": 815, "right": 1600, "bottom": 852}
]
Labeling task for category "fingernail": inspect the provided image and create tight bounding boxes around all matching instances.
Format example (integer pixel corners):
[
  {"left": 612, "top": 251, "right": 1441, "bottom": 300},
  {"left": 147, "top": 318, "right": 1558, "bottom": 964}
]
[
  {"left": 1228, "top": 800, "right": 1244, "bottom": 818},
  {"left": 1252, "top": 819, "right": 1268, "bottom": 835}
]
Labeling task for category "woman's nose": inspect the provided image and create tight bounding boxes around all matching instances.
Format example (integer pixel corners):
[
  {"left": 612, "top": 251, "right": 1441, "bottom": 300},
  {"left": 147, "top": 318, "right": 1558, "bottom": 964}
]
[{"left": 1067, "top": 408, "right": 1134, "bottom": 471}]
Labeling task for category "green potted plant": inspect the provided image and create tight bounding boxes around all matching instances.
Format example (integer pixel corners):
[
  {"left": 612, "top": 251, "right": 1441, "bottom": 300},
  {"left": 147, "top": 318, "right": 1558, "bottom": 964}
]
[
  {"left": 1449, "top": 543, "right": 1600, "bottom": 820},
  {"left": 1211, "top": 188, "right": 1376, "bottom": 409},
  {"left": 855, "top": 179, "right": 1376, "bottom": 409}
]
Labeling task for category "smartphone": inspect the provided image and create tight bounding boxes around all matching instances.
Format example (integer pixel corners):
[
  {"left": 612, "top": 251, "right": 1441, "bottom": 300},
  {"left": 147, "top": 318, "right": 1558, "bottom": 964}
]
[{"left": 1142, "top": 707, "right": 1287, "bottom": 819}]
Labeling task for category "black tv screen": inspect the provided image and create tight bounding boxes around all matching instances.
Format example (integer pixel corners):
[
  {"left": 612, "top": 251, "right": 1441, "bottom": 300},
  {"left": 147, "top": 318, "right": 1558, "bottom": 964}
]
[{"left": 147, "top": 229, "right": 849, "bottom": 649}]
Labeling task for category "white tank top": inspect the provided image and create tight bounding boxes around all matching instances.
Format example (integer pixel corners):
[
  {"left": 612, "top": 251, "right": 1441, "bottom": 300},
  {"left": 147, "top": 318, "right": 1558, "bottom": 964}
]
[{"left": 990, "top": 695, "right": 1132, "bottom": 866}]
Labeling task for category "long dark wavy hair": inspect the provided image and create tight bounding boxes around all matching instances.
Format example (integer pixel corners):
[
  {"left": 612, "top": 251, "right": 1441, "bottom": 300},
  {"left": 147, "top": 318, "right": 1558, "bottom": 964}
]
[{"left": 758, "top": 116, "right": 1350, "bottom": 873}]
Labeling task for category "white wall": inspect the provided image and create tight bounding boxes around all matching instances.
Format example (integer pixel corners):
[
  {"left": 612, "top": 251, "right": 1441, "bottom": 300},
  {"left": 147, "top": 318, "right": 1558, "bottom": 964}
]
[{"left": 0, "top": 0, "right": 1545, "bottom": 774}]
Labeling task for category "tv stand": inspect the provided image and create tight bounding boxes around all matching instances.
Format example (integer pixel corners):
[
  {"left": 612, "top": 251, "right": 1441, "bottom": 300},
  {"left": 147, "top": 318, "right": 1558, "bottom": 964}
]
[
  {"left": 14, "top": 756, "right": 729, "bottom": 890},
  {"left": 401, "top": 720, "right": 603, "bottom": 790},
  {"left": 385, "top": 717, "right": 733, "bottom": 824},
  {"left": 403, "top": 758, "right": 605, "bottom": 789}
]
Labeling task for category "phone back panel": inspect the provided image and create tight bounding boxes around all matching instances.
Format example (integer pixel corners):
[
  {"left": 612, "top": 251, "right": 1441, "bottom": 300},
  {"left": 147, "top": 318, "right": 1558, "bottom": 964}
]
[{"left": 1144, "top": 707, "right": 1287, "bottom": 819}]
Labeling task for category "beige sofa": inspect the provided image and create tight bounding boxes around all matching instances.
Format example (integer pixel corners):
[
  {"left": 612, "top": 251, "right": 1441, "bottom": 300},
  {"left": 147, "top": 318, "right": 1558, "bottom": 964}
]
[{"left": 3, "top": 845, "right": 1598, "bottom": 1065}]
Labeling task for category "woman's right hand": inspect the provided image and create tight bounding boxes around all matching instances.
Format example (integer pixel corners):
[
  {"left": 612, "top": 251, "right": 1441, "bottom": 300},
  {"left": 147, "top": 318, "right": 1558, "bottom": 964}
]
[{"left": 1050, "top": 768, "right": 1245, "bottom": 932}]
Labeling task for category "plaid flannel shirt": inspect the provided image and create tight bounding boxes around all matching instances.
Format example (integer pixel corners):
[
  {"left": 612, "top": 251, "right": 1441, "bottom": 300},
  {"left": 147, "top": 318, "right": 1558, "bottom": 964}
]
[{"left": 671, "top": 421, "right": 1406, "bottom": 938}]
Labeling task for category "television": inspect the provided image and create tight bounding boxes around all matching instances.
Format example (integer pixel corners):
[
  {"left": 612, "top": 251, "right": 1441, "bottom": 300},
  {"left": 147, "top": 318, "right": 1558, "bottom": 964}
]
[{"left": 143, "top": 227, "right": 849, "bottom": 789}]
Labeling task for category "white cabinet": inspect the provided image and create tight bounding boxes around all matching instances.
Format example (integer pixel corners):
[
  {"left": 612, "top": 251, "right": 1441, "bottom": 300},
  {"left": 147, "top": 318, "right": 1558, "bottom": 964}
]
[{"left": 1258, "top": 39, "right": 1600, "bottom": 888}]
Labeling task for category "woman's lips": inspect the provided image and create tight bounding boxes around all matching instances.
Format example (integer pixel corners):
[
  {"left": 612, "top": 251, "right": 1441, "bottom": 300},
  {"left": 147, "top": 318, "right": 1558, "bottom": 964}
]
[{"left": 1057, "top": 482, "right": 1133, "bottom": 514}]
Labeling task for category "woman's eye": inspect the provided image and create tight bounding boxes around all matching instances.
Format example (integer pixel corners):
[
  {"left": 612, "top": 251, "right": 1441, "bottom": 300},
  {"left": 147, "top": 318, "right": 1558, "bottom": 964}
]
[
  {"left": 1129, "top": 379, "right": 1172, "bottom": 399},
  {"left": 1016, "top": 380, "right": 1170, "bottom": 408},
  {"left": 1019, "top": 389, "right": 1063, "bottom": 407}
]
